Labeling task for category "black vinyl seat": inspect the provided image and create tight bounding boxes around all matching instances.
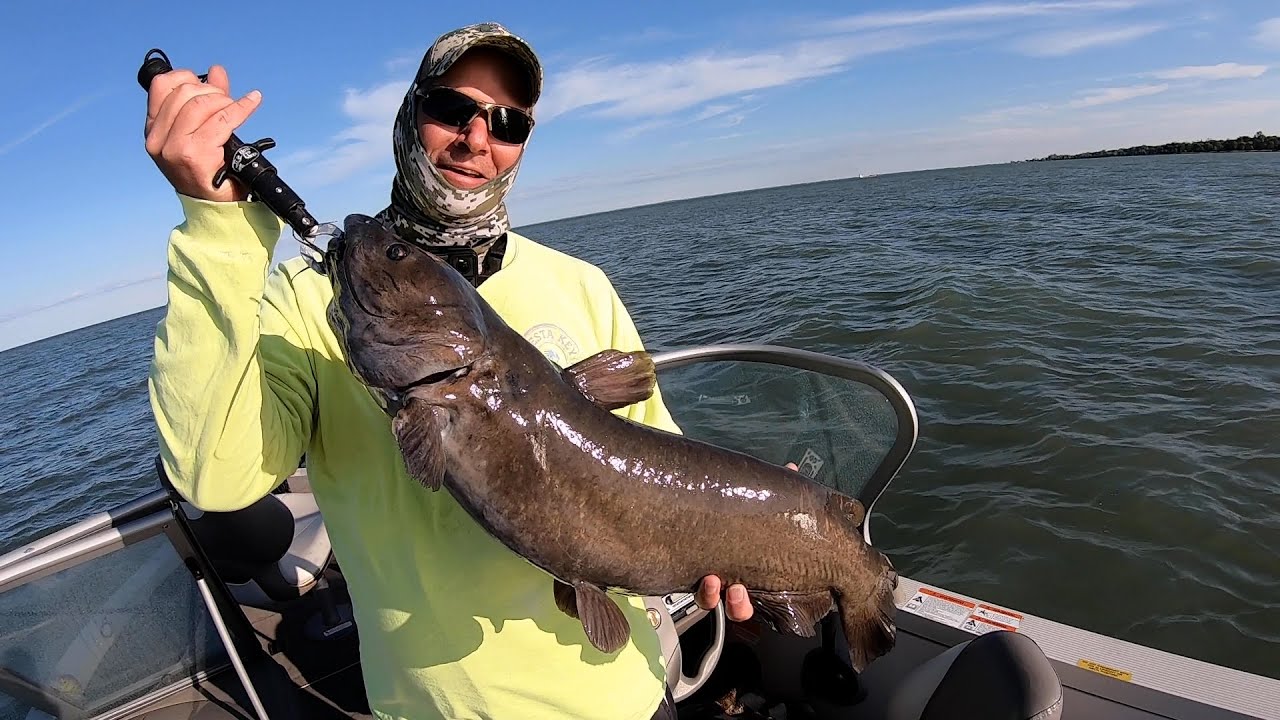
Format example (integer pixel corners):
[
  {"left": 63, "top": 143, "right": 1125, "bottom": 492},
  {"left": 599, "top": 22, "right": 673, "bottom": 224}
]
[
  {"left": 886, "top": 631, "right": 1063, "bottom": 720},
  {"left": 180, "top": 492, "right": 333, "bottom": 608}
]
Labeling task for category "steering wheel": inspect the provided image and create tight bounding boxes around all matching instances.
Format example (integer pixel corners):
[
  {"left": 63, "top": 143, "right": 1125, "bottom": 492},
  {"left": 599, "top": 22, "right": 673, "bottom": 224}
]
[{"left": 644, "top": 592, "right": 726, "bottom": 703}]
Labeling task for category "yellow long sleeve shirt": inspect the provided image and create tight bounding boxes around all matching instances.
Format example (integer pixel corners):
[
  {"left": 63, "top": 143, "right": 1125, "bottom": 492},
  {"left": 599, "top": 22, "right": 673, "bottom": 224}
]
[{"left": 148, "top": 196, "right": 678, "bottom": 719}]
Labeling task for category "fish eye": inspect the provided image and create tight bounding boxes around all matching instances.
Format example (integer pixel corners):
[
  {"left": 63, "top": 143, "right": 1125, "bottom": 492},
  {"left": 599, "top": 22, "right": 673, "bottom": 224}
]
[{"left": 386, "top": 243, "right": 410, "bottom": 261}]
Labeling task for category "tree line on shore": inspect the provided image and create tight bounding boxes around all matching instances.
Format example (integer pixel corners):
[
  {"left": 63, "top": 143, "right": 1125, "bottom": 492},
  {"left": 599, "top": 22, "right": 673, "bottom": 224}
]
[{"left": 1029, "top": 131, "right": 1279, "bottom": 161}]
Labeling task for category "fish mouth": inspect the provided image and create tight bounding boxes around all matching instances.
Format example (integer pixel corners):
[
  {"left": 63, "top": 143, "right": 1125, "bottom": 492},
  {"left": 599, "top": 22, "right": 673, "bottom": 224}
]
[{"left": 336, "top": 250, "right": 393, "bottom": 321}]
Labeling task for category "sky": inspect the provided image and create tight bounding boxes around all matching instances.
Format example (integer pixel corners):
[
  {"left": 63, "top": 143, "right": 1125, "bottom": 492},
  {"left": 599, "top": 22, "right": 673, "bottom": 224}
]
[{"left": 2, "top": 0, "right": 1278, "bottom": 350}]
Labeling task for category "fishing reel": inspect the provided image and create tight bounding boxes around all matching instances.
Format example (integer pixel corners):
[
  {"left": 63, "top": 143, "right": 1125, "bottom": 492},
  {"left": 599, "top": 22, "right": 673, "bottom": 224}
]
[{"left": 137, "top": 48, "right": 335, "bottom": 268}]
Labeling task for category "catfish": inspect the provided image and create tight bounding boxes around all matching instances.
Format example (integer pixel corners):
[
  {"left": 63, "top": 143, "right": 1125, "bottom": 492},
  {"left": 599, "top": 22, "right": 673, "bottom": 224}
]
[{"left": 323, "top": 214, "right": 899, "bottom": 672}]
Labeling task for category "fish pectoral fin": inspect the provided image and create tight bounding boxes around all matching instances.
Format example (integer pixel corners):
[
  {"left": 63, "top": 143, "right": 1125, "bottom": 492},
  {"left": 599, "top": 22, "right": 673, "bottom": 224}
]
[
  {"left": 568, "top": 581, "right": 631, "bottom": 654},
  {"left": 826, "top": 492, "right": 867, "bottom": 528},
  {"left": 553, "top": 579, "right": 578, "bottom": 619},
  {"left": 391, "top": 399, "right": 447, "bottom": 491},
  {"left": 750, "top": 590, "right": 837, "bottom": 638},
  {"left": 561, "top": 349, "right": 656, "bottom": 410}
]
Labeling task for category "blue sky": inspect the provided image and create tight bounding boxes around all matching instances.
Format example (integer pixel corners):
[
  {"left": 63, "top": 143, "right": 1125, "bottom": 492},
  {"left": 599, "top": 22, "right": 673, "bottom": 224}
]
[{"left": 3, "top": 0, "right": 1279, "bottom": 350}]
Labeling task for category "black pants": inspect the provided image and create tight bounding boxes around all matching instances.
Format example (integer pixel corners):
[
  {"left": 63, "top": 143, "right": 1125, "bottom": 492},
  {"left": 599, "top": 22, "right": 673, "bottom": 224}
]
[{"left": 649, "top": 686, "right": 677, "bottom": 720}]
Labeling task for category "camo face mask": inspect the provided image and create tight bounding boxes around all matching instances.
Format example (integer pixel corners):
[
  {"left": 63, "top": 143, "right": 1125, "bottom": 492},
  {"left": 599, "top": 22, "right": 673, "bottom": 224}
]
[{"left": 375, "top": 23, "right": 542, "bottom": 260}]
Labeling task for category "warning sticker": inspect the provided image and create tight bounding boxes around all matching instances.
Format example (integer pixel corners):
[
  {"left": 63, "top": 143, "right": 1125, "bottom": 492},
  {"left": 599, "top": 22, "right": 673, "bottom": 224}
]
[
  {"left": 903, "top": 587, "right": 974, "bottom": 627},
  {"left": 1078, "top": 659, "right": 1133, "bottom": 682},
  {"left": 903, "top": 587, "right": 1023, "bottom": 635},
  {"left": 960, "top": 614, "right": 1017, "bottom": 635},
  {"left": 967, "top": 603, "right": 1022, "bottom": 633}
]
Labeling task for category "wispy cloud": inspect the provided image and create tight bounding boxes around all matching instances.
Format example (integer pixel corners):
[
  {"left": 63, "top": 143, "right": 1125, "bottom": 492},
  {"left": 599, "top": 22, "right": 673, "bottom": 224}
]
[
  {"left": 276, "top": 80, "right": 406, "bottom": 186},
  {"left": 970, "top": 81, "right": 1170, "bottom": 122},
  {"left": 611, "top": 97, "right": 764, "bottom": 142},
  {"left": 538, "top": 2, "right": 1161, "bottom": 122},
  {"left": 825, "top": 0, "right": 1147, "bottom": 32},
  {"left": 540, "top": 30, "right": 929, "bottom": 122},
  {"left": 1014, "top": 23, "right": 1165, "bottom": 56},
  {"left": 0, "top": 90, "right": 109, "bottom": 158},
  {"left": 1253, "top": 18, "right": 1280, "bottom": 50},
  {"left": 1145, "top": 63, "right": 1268, "bottom": 81},
  {"left": 0, "top": 273, "right": 164, "bottom": 325},
  {"left": 1067, "top": 83, "right": 1168, "bottom": 107},
  {"left": 971, "top": 55, "right": 1271, "bottom": 123}
]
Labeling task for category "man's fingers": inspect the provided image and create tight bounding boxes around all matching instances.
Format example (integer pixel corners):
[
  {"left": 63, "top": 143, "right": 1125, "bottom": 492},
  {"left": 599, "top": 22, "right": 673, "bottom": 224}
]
[
  {"left": 205, "top": 65, "right": 231, "bottom": 95},
  {"left": 726, "top": 584, "right": 753, "bottom": 621},
  {"left": 191, "top": 90, "right": 262, "bottom": 147},
  {"left": 145, "top": 69, "right": 202, "bottom": 127},
  {"left": 696, "top": 575, "right": 721, "bottom": 610},
  {"left": 147, "top": 83, "right": 227, "bottom": 154}
]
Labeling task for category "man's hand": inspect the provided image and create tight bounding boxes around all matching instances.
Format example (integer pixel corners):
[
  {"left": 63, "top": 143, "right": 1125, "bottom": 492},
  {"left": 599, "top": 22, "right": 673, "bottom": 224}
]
[
  {"left": 696, "top": 461, "right": 800, "bottom": 622},
  {"left": 143, "top": 64, "right": 263, "bottom": 202}
]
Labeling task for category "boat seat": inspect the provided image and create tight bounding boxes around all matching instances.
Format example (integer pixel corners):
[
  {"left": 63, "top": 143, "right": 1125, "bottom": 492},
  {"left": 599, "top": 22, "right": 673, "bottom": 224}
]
[
  {"left": 886, "top": 630, "right": 1063, "bottom": 720},
  {"left": 182, "top": 491, "right": 333, "bottom": 608}
]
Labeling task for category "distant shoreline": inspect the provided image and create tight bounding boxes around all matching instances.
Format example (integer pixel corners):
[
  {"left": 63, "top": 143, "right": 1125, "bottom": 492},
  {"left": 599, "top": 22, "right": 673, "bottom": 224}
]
[{"left": 1028, "top": 131, "right": 1279, "bottom": 162}]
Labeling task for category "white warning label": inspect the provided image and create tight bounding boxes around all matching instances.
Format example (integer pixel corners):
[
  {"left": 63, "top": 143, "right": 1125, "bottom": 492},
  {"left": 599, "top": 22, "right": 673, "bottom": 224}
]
[
  {"left": 969, "top": 603, "right": 1022, "bottom": 632},
  {"left": 903, "top": 587, "right": 974, "bottom": 627},
  {"left": 903, "top": 587, "right": 1023, "bottom": 635}
]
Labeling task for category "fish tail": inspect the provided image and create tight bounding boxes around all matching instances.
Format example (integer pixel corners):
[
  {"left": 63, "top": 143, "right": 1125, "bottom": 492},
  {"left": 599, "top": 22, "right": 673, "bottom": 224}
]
[{"left": 834, "top": 552, "right": 899, "bottom": 673}]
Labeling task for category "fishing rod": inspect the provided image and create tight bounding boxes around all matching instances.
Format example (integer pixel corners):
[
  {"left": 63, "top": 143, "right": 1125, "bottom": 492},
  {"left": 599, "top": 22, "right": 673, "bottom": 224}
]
[{"left": 137, "top": 48, "right": 334, "bottom": 264}]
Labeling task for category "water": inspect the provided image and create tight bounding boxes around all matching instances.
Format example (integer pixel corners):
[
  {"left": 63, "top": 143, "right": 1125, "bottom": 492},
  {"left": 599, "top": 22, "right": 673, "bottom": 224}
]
[{"left": 1, "top": 152, "right": 1277, "bottom": 679}]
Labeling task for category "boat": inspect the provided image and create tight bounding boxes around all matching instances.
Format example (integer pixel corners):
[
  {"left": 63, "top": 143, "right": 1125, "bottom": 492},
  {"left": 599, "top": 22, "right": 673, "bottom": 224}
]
[{"left": 0, "top": 343, "right": 1275, "bottom": 719}]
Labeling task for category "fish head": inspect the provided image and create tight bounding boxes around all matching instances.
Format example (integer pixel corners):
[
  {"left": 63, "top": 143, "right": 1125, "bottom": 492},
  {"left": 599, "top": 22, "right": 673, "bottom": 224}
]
[{"left": 325, "top": 213, "right": 489, "bottom": 394}]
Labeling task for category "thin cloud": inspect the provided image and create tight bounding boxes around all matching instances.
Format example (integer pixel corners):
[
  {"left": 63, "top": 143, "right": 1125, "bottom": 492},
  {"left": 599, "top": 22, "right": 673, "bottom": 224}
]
[
  {"left": 275, "top": 80, "right": 406, "bottom": 186},
  {"left": 826, "top": 0, "right": 1147, "bottom": 32},
  {"left": 1014, "top": 23, "right": 1165, "bottom": 56},
  {"left": 612, "top": 96, "right": 763, "bottom": 141},
  {"left": 540, "top": 31, "right": 929, "bottom": 121},
  {"left": 1146, "top": 63, "right": 1268, "bottom": 81},
  {"left": 1067, "top": 83, "right": 1168, "bottom": 107},
  {"left": 1252, "top": 18, "right": 1280, "bottom": 50},
  {"left": 0, "top": 90, "right": 109, "bottom": 158},
  {"left": 0, "top": 273, "right": 164, "bottom": 325},
  {"left": 969, "top": 81, "right": 1170, "bottom": 122}
]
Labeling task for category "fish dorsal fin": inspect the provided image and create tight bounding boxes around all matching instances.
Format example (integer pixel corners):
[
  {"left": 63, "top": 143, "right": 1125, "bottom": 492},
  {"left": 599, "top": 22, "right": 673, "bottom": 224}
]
[
  {"left": 391, "top": 399, "right": 447, "bottom": 491},
  {"left": 750, "top": 590, "right": 836, "bottom": 638},
  {"left": 553, "top": 579, "right": 631, "bottom": 654},
  {"left": 561, "top": 349, "right": 656, "bottom": 410},
  {"left": 826, "top": 492, "right": 866, "bottom": 528}
]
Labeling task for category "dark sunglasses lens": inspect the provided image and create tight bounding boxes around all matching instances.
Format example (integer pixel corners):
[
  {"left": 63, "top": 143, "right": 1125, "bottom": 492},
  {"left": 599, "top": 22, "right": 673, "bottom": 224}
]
[
  {"left": 488, "top": 108, "right": 533, "bottom": 144},
  {"left": 420, "top": 90, "right": 479, "bottom": 127}
]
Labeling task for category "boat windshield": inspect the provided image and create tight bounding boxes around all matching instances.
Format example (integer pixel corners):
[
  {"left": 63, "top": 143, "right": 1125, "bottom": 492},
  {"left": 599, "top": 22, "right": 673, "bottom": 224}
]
[
  {"left": 0, "top": 507, "right": 227, "bottom": 720},
  {"left": 652, "top": 344, "right": 918, "bottom": 526}
]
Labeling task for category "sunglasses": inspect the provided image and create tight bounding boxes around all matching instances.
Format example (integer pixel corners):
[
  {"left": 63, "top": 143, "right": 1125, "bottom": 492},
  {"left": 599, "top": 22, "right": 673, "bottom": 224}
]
[{"left": 416, "top": 87, "right": 535, "bottom": 145}]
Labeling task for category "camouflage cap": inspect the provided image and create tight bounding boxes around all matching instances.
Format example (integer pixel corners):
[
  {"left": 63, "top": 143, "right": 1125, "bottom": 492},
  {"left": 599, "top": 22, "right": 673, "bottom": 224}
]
[{"left": 415, "top": 22, "right": 543, "bottom": 106}]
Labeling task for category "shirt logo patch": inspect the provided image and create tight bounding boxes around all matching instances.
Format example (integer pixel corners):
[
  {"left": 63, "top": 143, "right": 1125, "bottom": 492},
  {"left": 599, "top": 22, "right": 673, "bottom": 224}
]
[{"left": 524, "top": 323, "right": 581, "bottom": 366}]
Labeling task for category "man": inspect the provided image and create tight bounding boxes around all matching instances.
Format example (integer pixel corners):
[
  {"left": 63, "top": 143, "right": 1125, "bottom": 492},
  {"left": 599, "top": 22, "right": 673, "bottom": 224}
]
[{"left": 144, "top": 22, "right": 753, "bottom": 720}]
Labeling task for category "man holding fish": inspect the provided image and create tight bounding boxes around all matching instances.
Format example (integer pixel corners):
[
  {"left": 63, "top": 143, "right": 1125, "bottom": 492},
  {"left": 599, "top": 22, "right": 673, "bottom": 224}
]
[{"left": 143, "top": 21, "right": 759, "bottom": 720}]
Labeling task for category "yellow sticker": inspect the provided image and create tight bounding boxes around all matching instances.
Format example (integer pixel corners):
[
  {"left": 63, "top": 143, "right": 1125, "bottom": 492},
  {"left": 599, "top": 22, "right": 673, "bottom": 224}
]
[{"left": 1078, "top": 659, "right": 1133, "bottom": 682}]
